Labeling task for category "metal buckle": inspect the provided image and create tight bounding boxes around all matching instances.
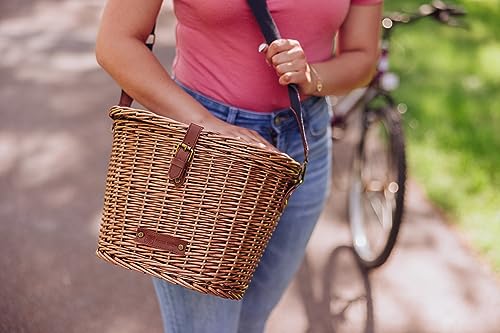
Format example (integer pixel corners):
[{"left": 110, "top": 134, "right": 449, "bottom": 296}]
[
  {"left": 281, "top": 163, "right": 308, "bottom": 209},
  {"left": 298, "top": 162, "right": 308, "bottom": 184},
  {"left": 176, "top": 143, "right": 195, "bottom": 163}
]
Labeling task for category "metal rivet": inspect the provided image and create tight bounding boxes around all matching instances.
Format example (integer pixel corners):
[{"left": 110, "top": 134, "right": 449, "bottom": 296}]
[
  {"left": 178, "top": 244, "right": 184, "bottom": 251},
  {"left": 137, "top": 231, "right": 144, "bottom": 238}
]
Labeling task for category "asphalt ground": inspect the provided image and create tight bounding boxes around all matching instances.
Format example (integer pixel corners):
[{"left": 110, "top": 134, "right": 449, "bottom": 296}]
[{"left": 1, "top": 1, "right": 499, "bottom": 332}]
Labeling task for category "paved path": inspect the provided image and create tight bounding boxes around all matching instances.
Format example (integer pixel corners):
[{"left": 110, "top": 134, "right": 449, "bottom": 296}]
[{"left": 1, "top": 2, "right": 499, "bottom": 333}]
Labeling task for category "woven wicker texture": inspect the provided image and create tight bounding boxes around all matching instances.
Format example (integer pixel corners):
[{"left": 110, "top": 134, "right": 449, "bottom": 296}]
[{"left": 96, "top": 106, "right": 302, "bottom": 300}]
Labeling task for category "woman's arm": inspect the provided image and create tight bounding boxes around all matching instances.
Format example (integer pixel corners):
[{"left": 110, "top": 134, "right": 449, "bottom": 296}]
[
  {"left": 265, "top": 4, "right": 382, "bottom": 96},
  {"left": 95, "top": 0, "right": 274, "bottom": 149},
  {"left": 315, "top": 4, "right": 383, "bottom": 95}
]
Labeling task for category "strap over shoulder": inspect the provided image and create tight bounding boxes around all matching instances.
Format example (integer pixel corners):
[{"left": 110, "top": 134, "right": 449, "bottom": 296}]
[{"left": 246, "top": 0, "right": 309, "bottom": 178}]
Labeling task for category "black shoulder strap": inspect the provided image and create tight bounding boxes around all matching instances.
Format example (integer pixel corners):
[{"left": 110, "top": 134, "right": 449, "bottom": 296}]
[{"left": 246, "top": 0, "right": 309, "bottom": 172}]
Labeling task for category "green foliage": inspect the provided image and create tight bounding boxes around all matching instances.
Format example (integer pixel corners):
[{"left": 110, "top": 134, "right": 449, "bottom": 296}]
[{"left": 383, "top": 0, "right": 500, "bottom": 272}]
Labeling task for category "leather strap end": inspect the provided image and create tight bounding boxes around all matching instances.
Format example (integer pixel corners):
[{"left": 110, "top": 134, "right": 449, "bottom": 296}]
[{"left": 168, "top": 123, "right": 204, "bottom": 186}]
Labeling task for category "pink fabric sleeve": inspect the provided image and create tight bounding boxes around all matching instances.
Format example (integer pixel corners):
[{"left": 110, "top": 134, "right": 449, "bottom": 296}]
[{"left": 351, "top": 0, "right": 383, "bottom": 5}]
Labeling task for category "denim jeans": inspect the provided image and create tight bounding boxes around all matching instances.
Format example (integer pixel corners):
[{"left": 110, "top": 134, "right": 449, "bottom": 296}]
[{"left": 153, "top": 83, "right": 332, "bottom": 333}]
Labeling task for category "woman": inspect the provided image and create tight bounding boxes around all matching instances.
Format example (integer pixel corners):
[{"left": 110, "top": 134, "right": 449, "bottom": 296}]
[{"left": 96, "top": 0, "right": 382, "bottom": 332}]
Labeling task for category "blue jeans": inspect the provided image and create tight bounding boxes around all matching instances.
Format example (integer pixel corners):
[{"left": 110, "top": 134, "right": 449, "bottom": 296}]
[{"left": 153, "top": 83, "right": 332, "bottom": 333}]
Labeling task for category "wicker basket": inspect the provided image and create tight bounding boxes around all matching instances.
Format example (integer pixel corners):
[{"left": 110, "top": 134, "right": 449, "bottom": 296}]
[{"left": 96, "top": 106, "right": 304, "bottom": 299}]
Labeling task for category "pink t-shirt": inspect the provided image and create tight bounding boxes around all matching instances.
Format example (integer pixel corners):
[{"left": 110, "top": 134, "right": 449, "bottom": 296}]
[{"left": 172, "top": 0, "right": 382, "bottom": 112}]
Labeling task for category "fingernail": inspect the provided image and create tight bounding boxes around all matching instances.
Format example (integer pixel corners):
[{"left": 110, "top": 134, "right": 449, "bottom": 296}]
[{"left": 258, "top": 43, "right": 268, "bottom": 53}]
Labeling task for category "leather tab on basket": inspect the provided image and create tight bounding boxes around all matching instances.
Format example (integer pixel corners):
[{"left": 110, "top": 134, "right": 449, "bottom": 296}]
[
  {"left": 135, "top": 228, "right": 187, "bottom": 255},
  {"left": 168, "top": 123, "right": 203, "bottom": 186}
]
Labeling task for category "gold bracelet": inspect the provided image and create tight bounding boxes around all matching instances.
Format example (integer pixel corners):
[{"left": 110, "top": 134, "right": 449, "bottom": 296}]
[{"left": 309, "top": 64, "right": 323, "bottom": 94}]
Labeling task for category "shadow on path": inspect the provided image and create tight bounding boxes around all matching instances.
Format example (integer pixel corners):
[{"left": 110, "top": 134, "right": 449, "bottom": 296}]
[{"left": 297, "top": 246, "right": 374, "bottom": 333}]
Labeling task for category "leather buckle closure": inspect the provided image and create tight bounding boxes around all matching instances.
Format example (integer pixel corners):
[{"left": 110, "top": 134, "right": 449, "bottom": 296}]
[
  {"left": 168, "top": 123, "right": 203, "bottom": 186},
  {"left": 176, "top": 142, "right": 194, "bottom": 163}
]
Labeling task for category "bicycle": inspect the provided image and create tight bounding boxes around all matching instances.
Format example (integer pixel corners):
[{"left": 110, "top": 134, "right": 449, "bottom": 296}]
[{"left": 330, "top": 0, "right": 466, "bottom": 270}]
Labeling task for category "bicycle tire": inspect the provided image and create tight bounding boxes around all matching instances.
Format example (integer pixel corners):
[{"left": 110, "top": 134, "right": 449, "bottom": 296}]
[{"left": 348, "top": 105, "right": 406, "bottom": 270}]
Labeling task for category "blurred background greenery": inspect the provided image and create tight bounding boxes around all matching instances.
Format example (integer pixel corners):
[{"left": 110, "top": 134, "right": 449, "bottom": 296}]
[{"left": 383, "top": 0, "right": 500, "bottom": 272}]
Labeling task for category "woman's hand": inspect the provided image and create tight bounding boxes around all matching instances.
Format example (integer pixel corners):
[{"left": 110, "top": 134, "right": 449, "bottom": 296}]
[
  {"left": 259, "top": 3, "right": 382, "bottom": 97},
  {"left": 199, "top": 114, "right": 278, "bottom": 152},
  {"left": 261, "top": 39, "right": 317, "bottom": 95}
]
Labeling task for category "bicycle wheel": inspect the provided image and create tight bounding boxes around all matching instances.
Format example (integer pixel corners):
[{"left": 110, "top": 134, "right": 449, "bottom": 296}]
[{"left": 348, "top": 105, "right": 406, "bottom": 269}]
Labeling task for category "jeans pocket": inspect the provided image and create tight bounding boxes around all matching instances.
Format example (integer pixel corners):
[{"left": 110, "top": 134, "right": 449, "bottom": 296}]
[{"left": 306, "top": 99, "right": 331, "bottom": 138}]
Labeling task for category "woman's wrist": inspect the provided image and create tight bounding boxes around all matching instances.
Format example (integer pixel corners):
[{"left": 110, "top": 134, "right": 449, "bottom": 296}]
[{"left": 306, "top": 63, "right": 324, "bottom": 96}]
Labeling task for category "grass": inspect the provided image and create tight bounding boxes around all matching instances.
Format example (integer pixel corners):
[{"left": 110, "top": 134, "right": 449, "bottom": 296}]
[{"left": 382, "top": 0, "right": 500, "bottom": 272}]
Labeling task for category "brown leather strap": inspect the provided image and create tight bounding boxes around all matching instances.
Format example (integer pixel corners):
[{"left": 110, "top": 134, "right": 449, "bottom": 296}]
[
  {"left": 168, "top": 123, "right": 204, "bottom": 186},
  {"left": 119, "top": 91, "right": 133, "bottom": 108}
]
